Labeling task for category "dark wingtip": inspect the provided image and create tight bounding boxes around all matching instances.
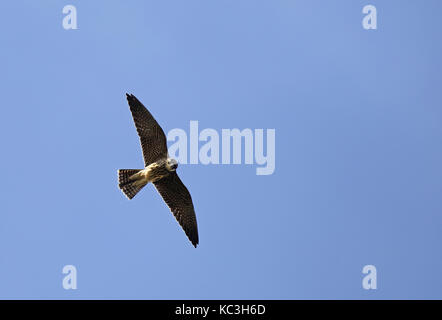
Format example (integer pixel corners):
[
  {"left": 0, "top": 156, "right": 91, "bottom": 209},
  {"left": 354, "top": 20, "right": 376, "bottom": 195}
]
[
  {"left": 191, "top": 235, "right": 199, "bottom": 248},
  {"left": 126, "top": 93, "right": 138, "bottom": 106}
]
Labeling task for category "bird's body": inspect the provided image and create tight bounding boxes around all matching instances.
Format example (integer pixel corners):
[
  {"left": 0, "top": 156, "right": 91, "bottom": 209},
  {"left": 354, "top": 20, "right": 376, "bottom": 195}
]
[
  {"left": 128, "top": 159, "right": 175, "bottom": 185},
  {"left": 135, "top": 160, "right": 170, "bottom": 184},
  {"left": 118, "top": 94, "right": 199, "bottom": 247}
]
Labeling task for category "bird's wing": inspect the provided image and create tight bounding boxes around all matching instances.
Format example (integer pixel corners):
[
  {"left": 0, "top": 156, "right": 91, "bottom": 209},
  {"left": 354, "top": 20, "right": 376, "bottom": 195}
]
[
  {"left": 126, "top": 93, "right": 168, "bottom": 166},
  {"left": 154, "top": 172, "right": 199, "bottom": 247}
]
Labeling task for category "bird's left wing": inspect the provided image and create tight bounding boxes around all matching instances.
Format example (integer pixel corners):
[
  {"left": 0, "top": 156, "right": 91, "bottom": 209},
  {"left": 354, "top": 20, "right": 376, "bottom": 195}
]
[
  {"left": 154, "top": 172, "right": 199, "bottom": 247},
  {"left": 126, "top": 93, "right": 168, "bottom": 167}
]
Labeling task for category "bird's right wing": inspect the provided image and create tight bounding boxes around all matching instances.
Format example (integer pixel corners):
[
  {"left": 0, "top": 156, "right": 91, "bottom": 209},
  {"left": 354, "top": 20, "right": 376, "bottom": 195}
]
[
  {"left": 154, "top": 172, "right": 199, "bottom": 247},
  {"left": 126, "top": 93, "right": 168, "bottom": 166}
]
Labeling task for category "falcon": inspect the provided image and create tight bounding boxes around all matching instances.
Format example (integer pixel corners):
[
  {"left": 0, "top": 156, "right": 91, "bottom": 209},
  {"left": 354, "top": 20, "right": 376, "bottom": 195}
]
[{"left": 118, "top": 93, "right": 199, "bottom": 247}]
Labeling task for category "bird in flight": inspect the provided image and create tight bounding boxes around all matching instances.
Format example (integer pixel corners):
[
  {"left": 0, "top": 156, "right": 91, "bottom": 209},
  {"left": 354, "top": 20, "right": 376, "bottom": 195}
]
[{"left": 118, "top": 94, "right": 199, "bottom": 248}]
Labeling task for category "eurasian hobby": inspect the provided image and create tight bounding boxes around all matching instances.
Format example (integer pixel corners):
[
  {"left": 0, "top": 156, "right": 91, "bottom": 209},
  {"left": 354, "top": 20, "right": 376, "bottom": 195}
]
[{"left": 118, "top": 94, "right": 199, "bottom": 248}]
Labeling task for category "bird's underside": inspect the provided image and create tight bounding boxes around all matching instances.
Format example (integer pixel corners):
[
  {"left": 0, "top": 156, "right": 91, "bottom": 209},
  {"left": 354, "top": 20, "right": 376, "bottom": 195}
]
[{"left": 117, "top": 93, "right": 199, "bottom": 248}]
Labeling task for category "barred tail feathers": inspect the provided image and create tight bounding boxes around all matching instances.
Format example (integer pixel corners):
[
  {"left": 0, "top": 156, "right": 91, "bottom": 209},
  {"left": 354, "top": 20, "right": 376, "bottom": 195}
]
[{"left": 118, "top": 169, "right": 146, "bottom": 199}]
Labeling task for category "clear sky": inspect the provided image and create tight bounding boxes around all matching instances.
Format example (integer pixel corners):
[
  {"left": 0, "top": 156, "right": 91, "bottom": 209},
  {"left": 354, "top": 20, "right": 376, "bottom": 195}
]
[{"left": 0, "top": 1, "right": 441, "bottom": 299}]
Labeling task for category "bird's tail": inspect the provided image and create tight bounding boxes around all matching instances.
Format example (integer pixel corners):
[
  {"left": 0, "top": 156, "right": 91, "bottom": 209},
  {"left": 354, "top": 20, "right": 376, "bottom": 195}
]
[{"left": 118, "top": 169, "right": 146, "bottom": 199}]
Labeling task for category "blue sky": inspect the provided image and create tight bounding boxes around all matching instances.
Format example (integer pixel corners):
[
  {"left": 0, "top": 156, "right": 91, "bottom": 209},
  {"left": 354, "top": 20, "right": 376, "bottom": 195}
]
[{"left": 0, "top": 1, "right": 441, "bottom": 299}]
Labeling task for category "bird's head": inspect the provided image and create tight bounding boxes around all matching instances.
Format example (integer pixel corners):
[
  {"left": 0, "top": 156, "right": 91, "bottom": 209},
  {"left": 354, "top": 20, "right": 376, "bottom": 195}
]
[{"left": 166, "top": 158, "right": 179, "bottom": 171}]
